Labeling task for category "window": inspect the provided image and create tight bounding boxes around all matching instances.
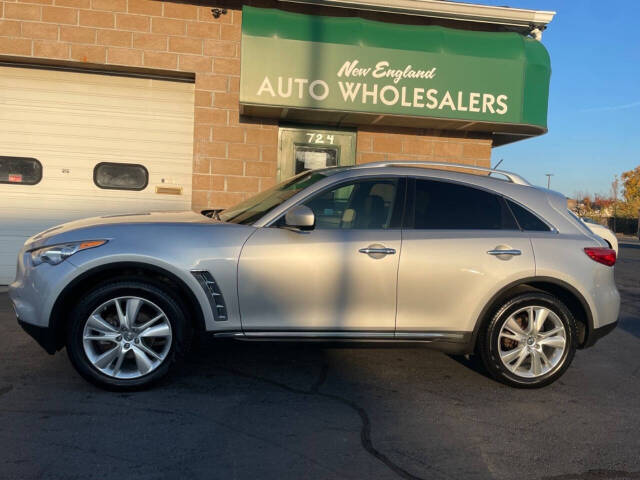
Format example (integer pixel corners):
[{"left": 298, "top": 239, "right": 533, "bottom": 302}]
[
  {"left": 94, "top": 162, "right": 148, "bottom": 191},
  {"left": 294, "top": 145, "right": 338, "bottom": 175},
  {"left": 0, "top": 156, "right": 42, "bottom": 185},
  {"left": 566, "top": 208, "right": 593, "bottom": 235},
  {"left": 507, "top": 200, "right": 551, "bottom": 231},
  {"left": 412, "top": 179, "right": 518, "bottom": 230},
  {"left": 303, "top": 178, "right": 400, "bottom": 230},
  {"left": 220, "top": 171, "right": 334, "bottom": 225}
]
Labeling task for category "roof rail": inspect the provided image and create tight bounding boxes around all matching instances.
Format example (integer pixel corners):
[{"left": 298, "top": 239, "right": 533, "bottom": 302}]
[{"left": 353, "top": 161, "right": 530, "bottom": 186}]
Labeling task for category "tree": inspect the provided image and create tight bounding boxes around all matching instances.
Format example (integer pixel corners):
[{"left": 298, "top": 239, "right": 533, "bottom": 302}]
[
  {"left": 619, "top": 166, "right": 640, "bottom": 217},
  {"left": 621, "top": 166, "right": 640, "bottom": 204}
]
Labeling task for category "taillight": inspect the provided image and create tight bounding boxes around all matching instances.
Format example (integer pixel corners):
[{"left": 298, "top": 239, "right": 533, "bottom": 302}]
[{"left": 584, "top": 247, "right": 616, "bottom": 267}]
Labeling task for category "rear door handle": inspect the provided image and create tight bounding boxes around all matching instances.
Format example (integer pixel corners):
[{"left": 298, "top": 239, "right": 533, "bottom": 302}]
[
  {"left": 359, "top": 247, "right": 396, "bottom": 255},
  {"left": 487, "top": 249, "right": 521, "bottom": 256}
]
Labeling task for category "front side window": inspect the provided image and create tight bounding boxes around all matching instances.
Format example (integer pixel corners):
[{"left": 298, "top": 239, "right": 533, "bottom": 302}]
[
  {"left": 94, "top": 162, "right": 148, "bottom": 191},
  {"left": 412, "top": 179, "right": 518, "bottom": 230},
  {"left": 0, "top": 156, "right": 42, "bottom": 185},
  {"left": 303, "top": 178, "right": 400, "bottom": 230}
]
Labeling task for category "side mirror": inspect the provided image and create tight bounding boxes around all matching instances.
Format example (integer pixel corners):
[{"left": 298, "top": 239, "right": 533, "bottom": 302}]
[{"left": 284, "top": 205, "right": 315, "bottom": 230}]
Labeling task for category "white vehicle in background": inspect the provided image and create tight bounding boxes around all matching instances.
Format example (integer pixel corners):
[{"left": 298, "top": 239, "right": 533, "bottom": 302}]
[{"left": 581, "top": 218, "right": 618, "bottom": 255}]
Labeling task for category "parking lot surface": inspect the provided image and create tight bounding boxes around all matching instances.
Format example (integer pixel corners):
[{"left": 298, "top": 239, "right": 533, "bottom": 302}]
[{"left": 1, "top": 243, "right": 639, "bottom": 480}]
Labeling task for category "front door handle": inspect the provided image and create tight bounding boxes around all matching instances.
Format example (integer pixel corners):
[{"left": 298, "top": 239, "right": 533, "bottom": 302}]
[
  {"left": 487, "top": 249, "right": 521, "bottom": 256},
  {"left": 359, "top": 246, "right": 396, "bottom": 256}
]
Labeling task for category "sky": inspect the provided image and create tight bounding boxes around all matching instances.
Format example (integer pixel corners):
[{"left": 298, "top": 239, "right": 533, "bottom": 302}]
[{"left": 477, "top": 0, "right": 640, "bottom": 198}]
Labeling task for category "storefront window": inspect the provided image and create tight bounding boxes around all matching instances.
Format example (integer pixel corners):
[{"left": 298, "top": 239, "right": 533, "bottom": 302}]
[
  {"left": 0, "top": 156, "right": 42, "bottom": 185},
  {"left": 294, "top": 145, "right": 338, "bottom": 175}
]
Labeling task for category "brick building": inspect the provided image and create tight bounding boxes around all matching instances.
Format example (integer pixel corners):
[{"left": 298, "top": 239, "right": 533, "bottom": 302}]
[{"left": 0, "top": 0, "right": 554, "bottom": 282}]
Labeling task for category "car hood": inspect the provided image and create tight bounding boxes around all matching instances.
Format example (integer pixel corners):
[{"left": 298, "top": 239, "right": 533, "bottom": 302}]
[{"left": 26, "top": 211, "right": 221, "bottom": 249}]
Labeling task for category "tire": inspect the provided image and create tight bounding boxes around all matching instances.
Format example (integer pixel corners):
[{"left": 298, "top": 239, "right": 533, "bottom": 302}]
[
  {"left": 66, "top": 279, "right": 190, "bottom": 390},
  {"left": 478, "top": 292, "right": 577, "bottom": 388}
]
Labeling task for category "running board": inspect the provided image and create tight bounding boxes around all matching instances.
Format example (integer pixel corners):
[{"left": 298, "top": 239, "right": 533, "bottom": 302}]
[{"left": 212, "top": 330, "right": 469, "bottom": 343}]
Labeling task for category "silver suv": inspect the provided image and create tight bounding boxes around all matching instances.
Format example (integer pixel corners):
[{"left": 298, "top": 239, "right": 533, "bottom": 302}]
[{"left": 9, "top": 162, "right": 620, "bottom": 390}]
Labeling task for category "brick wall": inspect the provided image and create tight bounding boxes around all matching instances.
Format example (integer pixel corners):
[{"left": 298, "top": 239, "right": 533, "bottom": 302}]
[
  {"left": 356, "top": 127, "right": 492, "bottom": 168},
  {"left": 0, "top": 0, "right": 493, "bottom": 212}
]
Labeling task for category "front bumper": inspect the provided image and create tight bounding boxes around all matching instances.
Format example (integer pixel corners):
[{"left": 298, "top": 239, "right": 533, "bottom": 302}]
[
  {"left": 9, "top": 248, "right": 77, "bottom": 354},
  {"left": 17, "top": 318, "right": 57, "bottom": 354},
  {"left": 10, "top": 249, "right": 76, "bottom": 325}
]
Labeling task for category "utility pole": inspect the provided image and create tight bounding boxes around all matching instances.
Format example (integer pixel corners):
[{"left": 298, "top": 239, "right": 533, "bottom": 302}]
[
  {"left": 545, "top": 173, "right": 554, "bottom": 189},
  {"left": 612, "top": 175, "right": 619, "bottom": 234}
]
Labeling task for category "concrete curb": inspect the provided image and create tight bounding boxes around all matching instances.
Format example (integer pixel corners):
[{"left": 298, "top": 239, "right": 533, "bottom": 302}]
[{"left": 620, "top": 239, "right": 640, "bottom": 246}]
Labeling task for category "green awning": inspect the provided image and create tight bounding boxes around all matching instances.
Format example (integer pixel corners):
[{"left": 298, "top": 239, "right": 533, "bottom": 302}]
[{"left": 240, "top": 6, "right": 551, "bottom": 145}]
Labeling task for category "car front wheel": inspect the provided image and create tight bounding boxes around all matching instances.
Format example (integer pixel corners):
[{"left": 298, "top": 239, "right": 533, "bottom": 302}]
[
  {"left": 66, "top": 279, "right": 189, "bottom": 390},
  {"left": 479, "top": 292, "right": 577, "bottom": 388}
]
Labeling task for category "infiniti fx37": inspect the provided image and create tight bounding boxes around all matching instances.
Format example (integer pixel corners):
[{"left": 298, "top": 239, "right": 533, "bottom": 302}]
[{"left": 9, "top": 162, "right": 620, "bottom": 389}]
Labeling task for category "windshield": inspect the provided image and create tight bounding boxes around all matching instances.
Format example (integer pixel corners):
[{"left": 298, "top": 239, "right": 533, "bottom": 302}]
[{"left": 218, "top": 171, "right": 330, "bottom": 225}]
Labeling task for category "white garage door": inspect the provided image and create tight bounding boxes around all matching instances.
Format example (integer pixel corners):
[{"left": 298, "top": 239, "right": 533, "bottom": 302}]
[{"left": 0, "top": 65, "right": 195, "bottom": 284}]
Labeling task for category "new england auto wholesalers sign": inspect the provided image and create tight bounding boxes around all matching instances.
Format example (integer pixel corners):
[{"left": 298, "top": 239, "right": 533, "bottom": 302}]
[{"left": 239, "top": 7, "right": 551, "bottom": 129}]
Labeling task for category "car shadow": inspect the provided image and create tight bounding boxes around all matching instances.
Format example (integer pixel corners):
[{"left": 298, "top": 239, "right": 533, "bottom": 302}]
[
  {"left": 447, "top": 353, "right": 490, "bottom": 376},
  {"left": 167, "top": 337, "right": 499, "bottom": 479}
]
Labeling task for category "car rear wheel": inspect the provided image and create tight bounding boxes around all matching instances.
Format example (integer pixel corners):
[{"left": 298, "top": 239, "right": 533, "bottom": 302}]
[
  {"left": 479, "top": 292, "right": 577, "bottom": 388},
  {"left": 66, "top": 279, "right": 189, "bottom": 390}
]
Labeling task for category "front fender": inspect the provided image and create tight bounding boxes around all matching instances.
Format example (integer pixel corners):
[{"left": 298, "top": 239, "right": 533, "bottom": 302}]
[{"left": 68, "top": 254, "right": 216, "bottom": 327}]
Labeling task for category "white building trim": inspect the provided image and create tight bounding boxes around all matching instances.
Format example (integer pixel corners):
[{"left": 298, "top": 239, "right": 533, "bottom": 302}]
[{"left": 278, "top": 0, "right": 555, "bottom": 31}]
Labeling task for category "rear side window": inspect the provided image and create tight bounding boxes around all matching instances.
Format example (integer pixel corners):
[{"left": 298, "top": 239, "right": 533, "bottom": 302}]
[
  {"left": 413, "top": 179, "right": 518, "bottom": 230},
  {"left": 94, "top": 162, "right": 148, "bottom": 191},
  {"left": 0, "top": 156, "right": 42, "bottom": 185},
  {"left": 506, "top": 200, "right": 550, "bottom": 231}
]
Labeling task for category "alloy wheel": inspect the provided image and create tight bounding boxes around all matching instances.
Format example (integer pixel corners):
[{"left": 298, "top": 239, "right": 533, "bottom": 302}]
[
  {"left": 497, "top": 306, "right": 566, "bottom": 378},
  {"left": 82, "top": 296, "right": 173, "bottom": 379}
]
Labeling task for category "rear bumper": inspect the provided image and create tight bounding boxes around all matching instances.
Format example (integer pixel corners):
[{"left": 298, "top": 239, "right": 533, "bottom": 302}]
[{"left": 583, "top": 320, "right": 618, "bottom": 348}]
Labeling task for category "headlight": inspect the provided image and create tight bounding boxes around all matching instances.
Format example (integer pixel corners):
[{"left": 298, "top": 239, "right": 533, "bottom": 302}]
[{"left": 30, "top": 240, "right": 107, "bottom": 266}]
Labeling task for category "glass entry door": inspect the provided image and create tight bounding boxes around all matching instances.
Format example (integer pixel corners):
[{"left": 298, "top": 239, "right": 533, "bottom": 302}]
[{"left": 278, "top": 126, "right": 356, "bottom": 181}]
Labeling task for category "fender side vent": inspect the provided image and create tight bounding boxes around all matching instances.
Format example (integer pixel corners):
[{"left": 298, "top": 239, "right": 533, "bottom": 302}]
[{"left": 191, "top": 270, "right": 228, "bottom": 321}]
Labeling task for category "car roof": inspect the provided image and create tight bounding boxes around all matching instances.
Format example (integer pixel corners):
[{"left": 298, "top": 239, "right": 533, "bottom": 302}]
[
  {"left": 349, "top": 161, "right": 528, "bottom": 183},
  {"left": 321, "top": 163, "right": 538, "bottom": 198}
]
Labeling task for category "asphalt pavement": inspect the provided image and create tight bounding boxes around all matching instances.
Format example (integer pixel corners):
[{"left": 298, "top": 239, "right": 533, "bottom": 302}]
[{"left": 0, "top": 243, "right": 639, "bottom": 480}]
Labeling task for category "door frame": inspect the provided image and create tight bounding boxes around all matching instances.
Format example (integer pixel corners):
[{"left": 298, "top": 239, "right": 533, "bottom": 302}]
[{"left": 277, "top": 125, "right": 357, "bottom": 181}]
